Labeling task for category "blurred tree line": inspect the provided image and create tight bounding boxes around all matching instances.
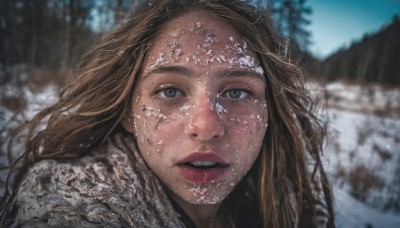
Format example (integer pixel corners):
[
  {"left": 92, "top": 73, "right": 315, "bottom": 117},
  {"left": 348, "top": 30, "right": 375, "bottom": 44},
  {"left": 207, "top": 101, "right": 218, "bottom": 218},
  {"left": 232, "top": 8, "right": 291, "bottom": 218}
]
[
  {"left": 309, "top": 15, "right": 400, "bottom": 85},
  {"left": 0, "top": 0, "right": 312, "bottom": 76},
  {"left": 270, "top": 0, "right": 312, "bottom": 54},
  {"left": 2, "top": 0, "right": 398, "bottom": 85},
  {"left": 0, "top": 0, "right": 140, "bottom": 72}
]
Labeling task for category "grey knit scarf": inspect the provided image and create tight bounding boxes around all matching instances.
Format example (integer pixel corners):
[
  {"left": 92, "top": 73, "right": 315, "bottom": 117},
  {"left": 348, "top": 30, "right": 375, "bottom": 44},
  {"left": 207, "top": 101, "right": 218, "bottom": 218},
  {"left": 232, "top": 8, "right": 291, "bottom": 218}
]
[
  {"left": 12, "top": 134, "right": 184, "bottom": 227},
  {"left": 10, "top": 133, "right": 331, "bottom": 227}
]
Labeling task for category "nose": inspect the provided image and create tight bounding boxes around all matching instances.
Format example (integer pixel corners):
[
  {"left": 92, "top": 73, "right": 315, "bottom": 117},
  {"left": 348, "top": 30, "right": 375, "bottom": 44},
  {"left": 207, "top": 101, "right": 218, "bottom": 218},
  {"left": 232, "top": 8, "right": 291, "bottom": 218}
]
[{"left": 184, "top": 101, "right": 225, "bottom": 141}]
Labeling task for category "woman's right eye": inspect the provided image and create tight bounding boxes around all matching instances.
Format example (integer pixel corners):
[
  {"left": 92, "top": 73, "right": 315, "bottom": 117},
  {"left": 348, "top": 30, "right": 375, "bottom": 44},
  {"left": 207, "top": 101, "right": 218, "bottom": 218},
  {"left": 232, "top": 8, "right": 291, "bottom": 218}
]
[{"left": 158, "top": 87, "right": 183, "bottom": 98}]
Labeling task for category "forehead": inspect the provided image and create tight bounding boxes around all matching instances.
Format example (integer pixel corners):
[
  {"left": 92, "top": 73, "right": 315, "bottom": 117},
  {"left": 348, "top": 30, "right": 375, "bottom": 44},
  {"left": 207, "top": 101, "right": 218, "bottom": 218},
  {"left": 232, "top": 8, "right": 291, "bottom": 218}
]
[
  {"left": 142, "top": 11, "right": 262, "bottom": 75},
  {"left": 158, "top": 11, "right": 239, "bottom": 41}
]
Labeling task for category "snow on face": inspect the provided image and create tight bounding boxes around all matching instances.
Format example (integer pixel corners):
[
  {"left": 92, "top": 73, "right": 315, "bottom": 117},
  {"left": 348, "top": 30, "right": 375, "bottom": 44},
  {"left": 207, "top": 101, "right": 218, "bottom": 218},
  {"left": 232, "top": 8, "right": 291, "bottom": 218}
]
[
  {"left": 122, "top": 11, "right": 268, "bottom": 209},
  {"left": 142, "top": 13, "right": 264, "bottom": 76}
]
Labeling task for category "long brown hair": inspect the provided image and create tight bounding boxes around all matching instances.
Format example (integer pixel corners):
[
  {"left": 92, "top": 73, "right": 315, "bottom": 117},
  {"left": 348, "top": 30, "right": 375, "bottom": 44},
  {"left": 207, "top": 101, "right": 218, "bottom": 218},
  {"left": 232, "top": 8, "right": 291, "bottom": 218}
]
[{"left": 1, "top": 0, "right": 334, "bottom": 227}]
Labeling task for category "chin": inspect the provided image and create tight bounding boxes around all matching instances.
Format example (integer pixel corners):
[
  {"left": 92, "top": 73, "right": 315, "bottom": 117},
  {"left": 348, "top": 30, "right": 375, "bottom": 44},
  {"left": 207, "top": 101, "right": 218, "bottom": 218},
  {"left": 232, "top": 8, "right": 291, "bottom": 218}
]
[{"left": 178, "top": 185, "right": 234, "bottom": 205}]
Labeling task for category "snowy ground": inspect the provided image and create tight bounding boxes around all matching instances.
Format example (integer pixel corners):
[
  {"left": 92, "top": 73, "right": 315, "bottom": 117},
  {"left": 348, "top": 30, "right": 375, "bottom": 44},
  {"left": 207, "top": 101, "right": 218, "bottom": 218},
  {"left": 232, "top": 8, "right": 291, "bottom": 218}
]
[
  {"left": 315, "top": 82, "right": 400, "bottom": 228},
  {"left": 1, "top": 67, "right": 400, "bottom": 227}
]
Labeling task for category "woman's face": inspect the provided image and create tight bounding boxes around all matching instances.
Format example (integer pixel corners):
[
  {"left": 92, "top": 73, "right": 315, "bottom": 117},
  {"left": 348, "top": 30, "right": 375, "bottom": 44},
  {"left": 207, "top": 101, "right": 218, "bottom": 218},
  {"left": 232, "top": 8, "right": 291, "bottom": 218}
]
[{"left": 123, "top": 11, "right": 268, "bottom": 206}]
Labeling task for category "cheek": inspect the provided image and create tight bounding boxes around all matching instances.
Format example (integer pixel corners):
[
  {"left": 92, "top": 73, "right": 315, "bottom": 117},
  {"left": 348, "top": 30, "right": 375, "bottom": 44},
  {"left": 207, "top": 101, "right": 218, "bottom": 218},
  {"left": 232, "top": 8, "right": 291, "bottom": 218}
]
[
  {"left": 133, "top": 104, "right": 185, "bottom": 150},
  {"left": 225, "top": 101, "right": 268, "bottom": 135},
  {"left": 223, "top": 104, "right": 268, "bottom": 158},
  {"left": 133, "top": 105, "right": 165, "bottom": 146}
]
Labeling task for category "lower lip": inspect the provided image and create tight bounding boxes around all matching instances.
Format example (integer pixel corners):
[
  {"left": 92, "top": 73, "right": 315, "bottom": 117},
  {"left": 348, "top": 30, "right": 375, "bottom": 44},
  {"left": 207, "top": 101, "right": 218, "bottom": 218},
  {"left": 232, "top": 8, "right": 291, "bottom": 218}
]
[{"left": 178, "top": 165, "right": 229, "bottom": 185}]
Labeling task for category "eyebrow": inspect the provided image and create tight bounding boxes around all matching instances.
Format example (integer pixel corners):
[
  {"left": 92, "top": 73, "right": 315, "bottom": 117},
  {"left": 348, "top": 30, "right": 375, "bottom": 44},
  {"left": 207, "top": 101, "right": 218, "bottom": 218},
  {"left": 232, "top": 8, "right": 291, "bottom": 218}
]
[
  {"left": 143, "top": 65, "right": 265, "bottom": 81},
  {"left": 143, "top": 65, "right": 193, "bottom": 78},
  {"left": 216, "top": 69, "right": 265, "bottom": 82}
]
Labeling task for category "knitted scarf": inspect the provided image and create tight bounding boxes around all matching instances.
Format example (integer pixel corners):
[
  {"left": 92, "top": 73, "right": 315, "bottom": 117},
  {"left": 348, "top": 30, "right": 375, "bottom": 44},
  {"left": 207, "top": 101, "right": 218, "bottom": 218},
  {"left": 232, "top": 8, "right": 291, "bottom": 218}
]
[
  {"left": 11, "top": 133, "right": 184, "bottom": 227},
  {"left": 8, "top": 133, "right": 331, "bottom": 227}
]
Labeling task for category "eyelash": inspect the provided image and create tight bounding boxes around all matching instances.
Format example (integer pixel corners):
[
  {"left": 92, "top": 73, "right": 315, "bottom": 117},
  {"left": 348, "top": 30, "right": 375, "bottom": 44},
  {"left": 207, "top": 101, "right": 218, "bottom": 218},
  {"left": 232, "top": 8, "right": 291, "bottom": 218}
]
[
  {"left": 155, "top": 86, "right": 184, "bottom": 99},
  {"left": 154, "top": 85, "right": 253, "bottom": 101},
  {"left": 223, "top": 89, "right": 251, "bottom": 100}
]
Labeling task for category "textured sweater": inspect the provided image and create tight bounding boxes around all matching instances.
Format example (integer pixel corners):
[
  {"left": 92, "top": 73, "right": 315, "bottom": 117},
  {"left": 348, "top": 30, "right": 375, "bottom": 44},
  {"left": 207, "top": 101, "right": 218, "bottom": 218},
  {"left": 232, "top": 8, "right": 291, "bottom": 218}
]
[
  {"left": 8, "top": 133, "right": 331, "bottom": 227},
  {"left": 11, "top": 134, "right": 184, "bottom": 227}
]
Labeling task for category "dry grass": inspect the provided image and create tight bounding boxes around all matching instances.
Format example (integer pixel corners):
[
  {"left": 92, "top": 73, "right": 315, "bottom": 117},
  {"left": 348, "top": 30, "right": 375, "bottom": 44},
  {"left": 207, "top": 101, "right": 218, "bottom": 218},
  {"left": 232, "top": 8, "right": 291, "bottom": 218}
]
[
  {"left": 28, "top": 67, "right": 67, "bottom": 90},
  {"left": 1, "top": 96, "right": 26, "bottom": 113},
  {"left": 347, "top": 164, "right": 384, "bottom": 201},
  {"left": 1, "top": 66, "right": 66, "bottom": 115}
]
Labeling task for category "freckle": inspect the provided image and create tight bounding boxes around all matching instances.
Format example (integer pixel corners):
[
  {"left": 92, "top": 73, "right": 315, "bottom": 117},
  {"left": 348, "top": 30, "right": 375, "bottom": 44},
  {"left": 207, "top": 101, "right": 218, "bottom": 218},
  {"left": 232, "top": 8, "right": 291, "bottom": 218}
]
[{"left": 142, "top": 105, "right": 147, "bottom": 111}]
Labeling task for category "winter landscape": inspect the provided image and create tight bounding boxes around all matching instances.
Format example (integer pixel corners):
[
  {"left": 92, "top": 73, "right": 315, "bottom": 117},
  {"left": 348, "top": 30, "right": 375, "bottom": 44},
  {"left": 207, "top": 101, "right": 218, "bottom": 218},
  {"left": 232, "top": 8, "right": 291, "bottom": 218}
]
[
  {"left": 1, "top": 65, "right": 400, "bottom": 227},
  {"left": 311, "top": 82, "right": 400, "bottom": 227},
  {"left": 1, "top": 1, "right": 399, "bottom": 227}
]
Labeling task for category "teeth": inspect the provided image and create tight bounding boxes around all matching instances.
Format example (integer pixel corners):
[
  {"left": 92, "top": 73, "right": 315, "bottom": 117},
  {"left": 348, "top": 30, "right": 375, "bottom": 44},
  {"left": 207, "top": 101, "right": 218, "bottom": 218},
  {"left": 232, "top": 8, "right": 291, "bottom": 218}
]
[{"left": 190, "top": 161, "right": 217, "bottom": 167}]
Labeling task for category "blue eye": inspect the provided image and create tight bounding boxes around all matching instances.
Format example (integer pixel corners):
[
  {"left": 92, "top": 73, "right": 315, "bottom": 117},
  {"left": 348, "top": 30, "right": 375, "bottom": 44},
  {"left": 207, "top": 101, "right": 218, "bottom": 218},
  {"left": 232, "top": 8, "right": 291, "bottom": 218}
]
[
  {"left": 159, "top": 87, "right": 183, "bottom": 98},
  {"left": 225, "top": 89, "right": 249, "bottom": 99}
]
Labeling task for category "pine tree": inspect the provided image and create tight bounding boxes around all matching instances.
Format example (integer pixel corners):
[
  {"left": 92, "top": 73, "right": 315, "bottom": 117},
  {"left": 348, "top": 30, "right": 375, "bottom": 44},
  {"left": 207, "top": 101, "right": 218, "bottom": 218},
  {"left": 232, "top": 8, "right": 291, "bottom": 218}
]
[{"left": 273, "top": 0, "right": 312, "bottom": 54}]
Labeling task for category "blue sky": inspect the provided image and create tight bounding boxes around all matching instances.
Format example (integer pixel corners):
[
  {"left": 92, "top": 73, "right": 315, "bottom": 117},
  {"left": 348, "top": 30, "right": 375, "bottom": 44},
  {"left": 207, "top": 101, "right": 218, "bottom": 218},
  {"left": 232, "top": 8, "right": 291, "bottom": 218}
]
[{"left": 308, "top": 0, "right": 400, "bottom": 59}]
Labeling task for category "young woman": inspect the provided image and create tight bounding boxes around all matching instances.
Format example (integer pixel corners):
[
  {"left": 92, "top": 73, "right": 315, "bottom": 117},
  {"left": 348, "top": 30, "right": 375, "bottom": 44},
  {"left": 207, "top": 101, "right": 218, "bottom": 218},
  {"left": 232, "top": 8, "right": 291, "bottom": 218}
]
[{"left": 1, "top": 0, "right": 334, "bottom": 227}]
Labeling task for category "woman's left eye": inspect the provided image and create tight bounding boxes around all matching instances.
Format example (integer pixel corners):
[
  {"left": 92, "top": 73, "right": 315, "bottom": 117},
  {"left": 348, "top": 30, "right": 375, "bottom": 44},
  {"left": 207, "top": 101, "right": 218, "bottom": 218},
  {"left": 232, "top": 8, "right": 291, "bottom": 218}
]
[
  {"left": 158, "top": 87, "right": 183, "bottom": 98},
  {"left": 224, "top": 89, "right": 249, "bottom": 99}
]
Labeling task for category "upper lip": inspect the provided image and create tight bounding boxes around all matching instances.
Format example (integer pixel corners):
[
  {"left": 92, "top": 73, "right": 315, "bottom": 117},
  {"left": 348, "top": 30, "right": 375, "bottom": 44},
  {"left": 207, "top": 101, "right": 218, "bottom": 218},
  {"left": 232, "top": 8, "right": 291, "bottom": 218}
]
[{"left": 178, "top": 152, "right": 229, "bottom": 165}]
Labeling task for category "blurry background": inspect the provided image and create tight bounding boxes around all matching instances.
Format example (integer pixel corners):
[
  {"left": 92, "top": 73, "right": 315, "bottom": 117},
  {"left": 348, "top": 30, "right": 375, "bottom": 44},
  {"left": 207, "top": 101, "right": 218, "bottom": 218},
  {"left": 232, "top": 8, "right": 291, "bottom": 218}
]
[{"left": 1, "top": 0, "right": 399, "bottom": 227}]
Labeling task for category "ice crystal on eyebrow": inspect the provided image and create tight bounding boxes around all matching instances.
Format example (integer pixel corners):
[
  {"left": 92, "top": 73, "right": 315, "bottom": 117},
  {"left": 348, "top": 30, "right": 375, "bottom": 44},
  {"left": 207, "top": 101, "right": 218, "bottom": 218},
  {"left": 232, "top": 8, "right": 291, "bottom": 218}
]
[
  {"left": 186, "top": 54, "right": 201, "bottom": 64},
  {"left": 149, "top": 53, "right": 167, "bottom": 69},
  {"left": 255, "top": 66, "right": 264, "bottom": 74},
  {"left": 233, "top": 42, "right": 244, "bottom": 55},
  {"left": 227, "top": 58, "right": 235, "bottom": 64},
  {"left": 169, "top": 42, "right": 183, "bottom": 60},
  {"left": 204, "top": 32, "right": 215, "bottom": 44},
  {"left": 214, "top": 56, "right": 222, "bottom": 63},
  {"left": 238, "top": 55, "right": 255, "bottom": 68},
  {"left": 242, "top": 37, "right": 248, "bottom": 50},
  {"left": 205, "top": 36, "right": 213, "bottom": 44}
]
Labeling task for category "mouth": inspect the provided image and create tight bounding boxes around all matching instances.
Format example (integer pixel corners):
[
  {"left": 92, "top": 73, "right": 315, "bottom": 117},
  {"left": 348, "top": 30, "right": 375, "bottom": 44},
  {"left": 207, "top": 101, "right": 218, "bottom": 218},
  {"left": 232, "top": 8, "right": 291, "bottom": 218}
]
[
  {"left": 184, "top": 160, "right": 221, "bottom": 169},
  {"left": 177, "top": 153, "right": 229, "bottom": 184}
]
